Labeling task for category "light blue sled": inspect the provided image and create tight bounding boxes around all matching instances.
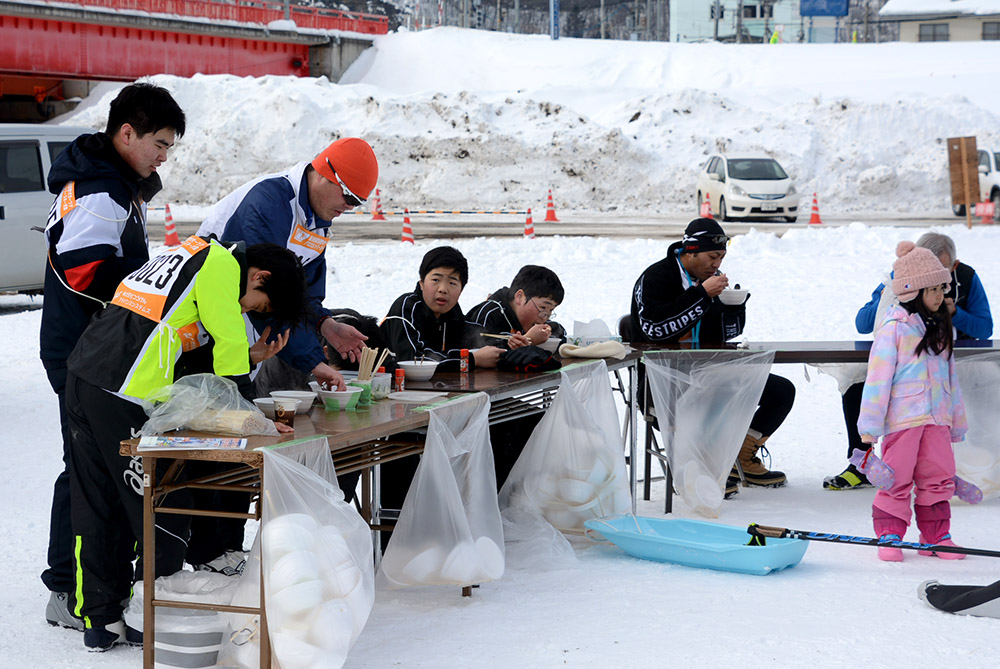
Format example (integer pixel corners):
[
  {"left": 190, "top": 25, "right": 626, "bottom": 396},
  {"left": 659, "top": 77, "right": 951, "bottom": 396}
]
[{"left": 584, "top": 515, "right": 808, "bottom": 576}]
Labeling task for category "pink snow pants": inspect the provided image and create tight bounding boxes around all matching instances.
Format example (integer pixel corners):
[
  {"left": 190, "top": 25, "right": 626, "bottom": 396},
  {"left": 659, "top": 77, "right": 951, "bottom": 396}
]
[{"left": 873, "top": 424, "right": 956, "bottom": 524}]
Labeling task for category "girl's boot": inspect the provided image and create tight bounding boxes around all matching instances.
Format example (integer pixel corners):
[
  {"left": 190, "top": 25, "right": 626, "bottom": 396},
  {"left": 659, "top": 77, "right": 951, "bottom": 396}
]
[
  {"left": 916, "top": 501, "right": 965, "bottom": 560},
  {"left": 873, "top": 508, "right": 907, "bottom": 562}
]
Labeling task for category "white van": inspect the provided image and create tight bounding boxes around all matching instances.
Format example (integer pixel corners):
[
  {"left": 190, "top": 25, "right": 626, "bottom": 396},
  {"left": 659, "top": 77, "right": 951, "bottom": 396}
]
[{"left": 0, "top": 124, "right": 92, "bottom": 293}]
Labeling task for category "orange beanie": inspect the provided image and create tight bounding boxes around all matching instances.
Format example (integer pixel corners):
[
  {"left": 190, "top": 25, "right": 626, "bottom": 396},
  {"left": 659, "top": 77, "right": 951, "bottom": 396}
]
[{"left": 311, "top": 138, "right": 379, "bottom": 200}]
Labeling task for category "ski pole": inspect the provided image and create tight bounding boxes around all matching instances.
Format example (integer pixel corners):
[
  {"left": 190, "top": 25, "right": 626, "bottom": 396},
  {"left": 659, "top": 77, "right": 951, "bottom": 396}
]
[{"left": 747, "top": 524, "right": 1000, "bottom": 559}]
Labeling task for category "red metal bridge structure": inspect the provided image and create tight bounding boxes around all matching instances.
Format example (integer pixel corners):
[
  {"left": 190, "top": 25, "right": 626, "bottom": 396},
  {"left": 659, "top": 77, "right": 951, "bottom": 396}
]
[{"left": 0, "top": 0, "right": 389, "bottom": 117}]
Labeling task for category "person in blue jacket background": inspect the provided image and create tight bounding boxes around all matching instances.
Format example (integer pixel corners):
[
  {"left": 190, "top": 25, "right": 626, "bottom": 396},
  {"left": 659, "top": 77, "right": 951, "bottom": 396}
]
[
  {"left": 197, "top": 137, "right": 378, "bottom": 390},
  {"left": 825, "top": 232, "right": 992, "bottom": 490}
]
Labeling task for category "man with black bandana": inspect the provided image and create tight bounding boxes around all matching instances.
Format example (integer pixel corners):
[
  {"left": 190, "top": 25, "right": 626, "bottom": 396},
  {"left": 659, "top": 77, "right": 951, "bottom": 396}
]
[{"left": 628, "top": 218, "right": 796, "bottom": 496}]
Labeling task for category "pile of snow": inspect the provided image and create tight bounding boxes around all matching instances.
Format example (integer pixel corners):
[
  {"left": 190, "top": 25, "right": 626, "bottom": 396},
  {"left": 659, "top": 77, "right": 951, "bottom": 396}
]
[{"left": 58, "top": 28, "right": 1000, "bottom": 214}]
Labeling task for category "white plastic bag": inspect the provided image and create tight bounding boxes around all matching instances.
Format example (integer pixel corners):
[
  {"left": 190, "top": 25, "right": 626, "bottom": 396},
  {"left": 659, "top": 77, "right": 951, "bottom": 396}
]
[
  {"left": 379, "top": 393, "right": 505, "bottom": 587},
  {"left": 216, "top": 534, "right": 263, "bottom": 669},
  {"left": 262, "top": 439, "right": 374, "bottom": 669},
  {"left": 643, "top": 350, "right": 774, "bottom": 517},
  {"left": 499, "top": 360, "right": 630, "bottom": 536},
  {"left": 125, "top": 571, "right": 238, "bottom": 669},
  {"left": 217, "top": 437, "right": 374, "bottom": 669},
  {"left": 140, "top": 373, "right": 277, "bottom": 437},
  {"left": 955, "top": 352, "right": 1000, "bottom": 500}
]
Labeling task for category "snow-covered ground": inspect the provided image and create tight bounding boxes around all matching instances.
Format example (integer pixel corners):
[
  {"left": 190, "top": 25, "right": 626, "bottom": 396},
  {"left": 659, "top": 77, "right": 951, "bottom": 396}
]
[
  {"left": 4, "top": 223, "right": 1000, "bottom": 668},
  {"left": 4, "top": 27, "right": 1000, "bottom": 669}
]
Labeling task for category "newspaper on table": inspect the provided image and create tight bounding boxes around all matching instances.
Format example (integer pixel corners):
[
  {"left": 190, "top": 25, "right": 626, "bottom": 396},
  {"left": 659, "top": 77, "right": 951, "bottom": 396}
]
[{"left": 137, "top": 435, "right": 247, "bottom": 451}]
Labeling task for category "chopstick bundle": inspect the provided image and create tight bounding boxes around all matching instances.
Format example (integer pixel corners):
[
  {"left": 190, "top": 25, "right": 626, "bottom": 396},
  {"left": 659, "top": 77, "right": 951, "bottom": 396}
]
[{"left": 358, "top": 347, "right": 390, "bottom": 381}]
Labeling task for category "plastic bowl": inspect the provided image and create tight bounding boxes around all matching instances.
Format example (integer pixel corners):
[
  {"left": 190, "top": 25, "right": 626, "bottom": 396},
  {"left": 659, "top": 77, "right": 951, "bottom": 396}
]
[
  {"left": 718, "top": 289, "right": 748, "bottom": 305},
  {"left": 318, "top": 386, "right": 363, "bottom": 411},
  {"left": 270, "top": 390, "right": 317, "bottom": 414},
  {"left": 253, "top": 398, "right": 276, "bottom": 419},
  {"left": 399, "top": 360, "right": 439, "bottom": 382}
]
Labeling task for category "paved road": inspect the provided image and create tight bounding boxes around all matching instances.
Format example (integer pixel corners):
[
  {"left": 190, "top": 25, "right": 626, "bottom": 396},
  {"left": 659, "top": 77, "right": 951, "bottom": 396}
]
[{"left": 169, "top": 211, "right": 965, "bottom": 244}]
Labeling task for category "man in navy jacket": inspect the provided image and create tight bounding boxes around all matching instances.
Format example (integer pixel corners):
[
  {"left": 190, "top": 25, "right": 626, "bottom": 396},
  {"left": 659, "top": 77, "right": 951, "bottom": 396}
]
[{"left": 197, "top": 137, "right": 378, "bottom": 390}]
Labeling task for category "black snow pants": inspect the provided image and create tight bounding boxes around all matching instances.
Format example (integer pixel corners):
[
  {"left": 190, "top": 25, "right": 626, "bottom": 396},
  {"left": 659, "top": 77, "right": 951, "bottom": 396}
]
[{"left": 66, "top": 373, "right": 192, "bottom": 627}]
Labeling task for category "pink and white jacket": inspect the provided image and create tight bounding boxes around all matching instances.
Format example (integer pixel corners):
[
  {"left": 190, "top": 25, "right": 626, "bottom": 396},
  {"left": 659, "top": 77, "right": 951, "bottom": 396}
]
[{"left": 858, "top": 305, "right": 967, "bottom": 442}]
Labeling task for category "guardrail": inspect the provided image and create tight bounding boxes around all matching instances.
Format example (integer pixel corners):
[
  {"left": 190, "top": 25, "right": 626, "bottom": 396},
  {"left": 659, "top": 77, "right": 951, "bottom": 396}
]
[{"left": 32, "top": 0, "right": 389, "bottom": 34}]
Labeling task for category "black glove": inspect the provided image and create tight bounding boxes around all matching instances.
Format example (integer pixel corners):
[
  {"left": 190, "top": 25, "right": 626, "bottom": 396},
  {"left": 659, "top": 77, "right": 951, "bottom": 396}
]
[
  {"left": 720, "top": 295, "right": 748, "bottom": 341},
  {"left": 497, "top": 345, "right": 562, "bottom": 373}
]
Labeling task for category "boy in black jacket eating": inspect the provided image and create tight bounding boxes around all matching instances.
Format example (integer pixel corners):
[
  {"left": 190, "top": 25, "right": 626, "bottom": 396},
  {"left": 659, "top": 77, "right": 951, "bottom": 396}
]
[
  {"left": 465, "top": 264, "right": 567, "bottom": 351},
  {"left": 380, "top": 246, "right": 502, "bottom": 371}
]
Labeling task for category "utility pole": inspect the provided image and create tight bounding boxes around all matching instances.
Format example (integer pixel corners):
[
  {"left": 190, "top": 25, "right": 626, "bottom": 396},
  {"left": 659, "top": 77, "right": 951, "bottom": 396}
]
[
  {"left": 601, "top": 0, "right": 605, "bottom": 39},
  {"left": 712, "top": 0, "right": 720, "bottom": 41},
  {"left": 736, "top": 0, "right": 744, "bottom": 43}
]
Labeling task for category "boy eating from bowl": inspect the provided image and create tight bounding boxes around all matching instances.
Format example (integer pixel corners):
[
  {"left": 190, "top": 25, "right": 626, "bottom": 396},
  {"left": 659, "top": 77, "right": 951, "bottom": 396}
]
[
  {"left": 380, "top": 245, "right": 503, "bottom": 371},
  {"left": 465, "top": 264, "right": 568, "bottom": 352}
]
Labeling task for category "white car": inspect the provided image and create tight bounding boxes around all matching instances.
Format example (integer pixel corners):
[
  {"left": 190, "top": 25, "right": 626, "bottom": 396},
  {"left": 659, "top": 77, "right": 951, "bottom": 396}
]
[
  {"left": 952, "top": 148, "right": 1000, "bottom": 222},
  {"left": 0, "top": 124, "right": 90, "bottom": 293},
  {"left": 696, "top": 155, "right": 799, "bottom": 222}
]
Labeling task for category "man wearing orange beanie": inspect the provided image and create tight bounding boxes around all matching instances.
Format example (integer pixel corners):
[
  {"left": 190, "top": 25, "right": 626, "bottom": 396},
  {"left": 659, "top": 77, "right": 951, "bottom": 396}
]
[
  {"left": 198, "top": 137, "right": 378, "bottom": 390},
  {"left": 189, "top": 138, "right": 377, "bottom": 577}
]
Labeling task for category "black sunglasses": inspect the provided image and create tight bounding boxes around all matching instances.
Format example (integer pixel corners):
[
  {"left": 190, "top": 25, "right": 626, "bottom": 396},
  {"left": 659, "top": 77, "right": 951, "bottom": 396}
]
[{"left": 325, "top": 158, "right": 366, "bottom": 207}]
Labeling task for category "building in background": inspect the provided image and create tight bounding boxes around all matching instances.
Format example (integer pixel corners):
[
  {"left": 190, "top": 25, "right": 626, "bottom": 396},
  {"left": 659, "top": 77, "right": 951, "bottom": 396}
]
[{"left": 880, "top": 0, "right": 1000, "bottom": 42}]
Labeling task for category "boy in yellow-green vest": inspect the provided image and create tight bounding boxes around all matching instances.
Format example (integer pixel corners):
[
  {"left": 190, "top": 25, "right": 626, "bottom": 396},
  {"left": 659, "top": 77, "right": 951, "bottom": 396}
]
[{"left": 64, "top": 236, "right": 305, "bottom": 651}]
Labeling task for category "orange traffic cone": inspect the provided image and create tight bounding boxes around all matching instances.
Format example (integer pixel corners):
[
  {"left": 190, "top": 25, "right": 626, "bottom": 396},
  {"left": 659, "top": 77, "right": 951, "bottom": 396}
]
[
  {"left": 524, "top": 208, "right": 535, "bottom": 239},
  {"left": 808, "top": 193, "right": 823, "bottom": 225},
  {"left": 699, "top": 193, "right": 713, "bottom": 219},
  {"left": 544, "top": 189, "right": 559, "bottom": 222},
  {"left": 401, "top": 209, "right": 414, "bottom": 244},
  {"left": 164, "top": 203, "right": 180, "bottom": 246},
  {"left": 371, "top": 189, "right": 386, "bottom": 221},
  {"left": 975, "top": 201, "right": 995, "bottom": 225}
]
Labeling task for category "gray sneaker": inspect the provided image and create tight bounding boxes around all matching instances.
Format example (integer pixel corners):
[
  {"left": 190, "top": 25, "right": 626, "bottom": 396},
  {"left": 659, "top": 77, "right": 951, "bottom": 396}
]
[
  {"left": 46, "top": 591, "right": 84, "bottom": 631},
  {"left": 192, "top": 549, "right": 247, "bottom": 577}
]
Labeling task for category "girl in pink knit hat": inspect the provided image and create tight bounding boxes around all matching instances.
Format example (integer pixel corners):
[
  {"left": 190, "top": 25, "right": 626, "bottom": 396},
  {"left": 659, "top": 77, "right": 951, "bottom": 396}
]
[{"left": 858, "top": 241, "right": 968, "bottom": 561}]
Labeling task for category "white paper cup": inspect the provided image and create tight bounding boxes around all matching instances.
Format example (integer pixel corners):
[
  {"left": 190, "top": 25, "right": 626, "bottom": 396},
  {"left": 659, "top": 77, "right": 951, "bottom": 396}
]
[{"left": 271, "top": 397, "right": 300, "bottom": 426}]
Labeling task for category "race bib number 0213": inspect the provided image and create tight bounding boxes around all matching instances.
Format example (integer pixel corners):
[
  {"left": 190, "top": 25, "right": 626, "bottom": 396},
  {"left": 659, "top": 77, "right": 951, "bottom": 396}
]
[{"left": 112, "top": 236, "right": 208, "bottom": 321}]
